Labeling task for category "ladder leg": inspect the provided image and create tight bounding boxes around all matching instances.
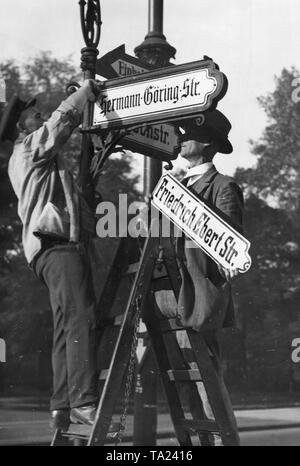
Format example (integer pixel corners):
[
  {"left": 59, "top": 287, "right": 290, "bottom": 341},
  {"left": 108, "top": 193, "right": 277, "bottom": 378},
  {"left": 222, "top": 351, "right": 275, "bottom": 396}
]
[
  {"left": 188, "top": 331, "right": 240, "bottom": 446},
  {"left": 172, "top": 329, "right": 216, "bottom": 446},
  {"left": 165, "top": 331, "right": 211, "bottom": 446},
  {"left": 88, "top": 236, "right": 159, "bottom": 445},
  {"left": 144, "top": 297, "right": 193, "bottom": 446},
  {"left": 186, "top": 383, "right": 213, "bottom": 446}
]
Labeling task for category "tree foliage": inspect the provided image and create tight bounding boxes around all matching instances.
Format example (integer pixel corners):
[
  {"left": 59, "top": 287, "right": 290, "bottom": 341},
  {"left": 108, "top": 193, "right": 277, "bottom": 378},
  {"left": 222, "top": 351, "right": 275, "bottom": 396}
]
[
  {"left": 231, "top": 68, "right": 300, "bottom": 393},
  {"left": 236, "top": 68, "right": 300, "bottom": 212}
]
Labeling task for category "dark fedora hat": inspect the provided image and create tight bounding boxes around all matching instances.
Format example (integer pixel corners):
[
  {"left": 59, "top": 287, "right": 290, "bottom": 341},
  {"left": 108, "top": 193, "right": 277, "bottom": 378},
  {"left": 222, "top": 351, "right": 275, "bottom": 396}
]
[
  {"left": 0, "top": 94, "right": 36, "bottom": 143},
  {"left": 176, "top": 109, "right": 233, "bottom": 154}
]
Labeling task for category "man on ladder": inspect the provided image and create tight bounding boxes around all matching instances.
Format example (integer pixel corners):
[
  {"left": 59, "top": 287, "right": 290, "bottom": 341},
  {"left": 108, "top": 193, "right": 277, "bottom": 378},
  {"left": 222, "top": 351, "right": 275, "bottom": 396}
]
[
  {"left": 6, "top": 80, "right": 102, "bottom": 432},
  {"left": 157, "top": 109, "right": 243, "bottom": 446}
]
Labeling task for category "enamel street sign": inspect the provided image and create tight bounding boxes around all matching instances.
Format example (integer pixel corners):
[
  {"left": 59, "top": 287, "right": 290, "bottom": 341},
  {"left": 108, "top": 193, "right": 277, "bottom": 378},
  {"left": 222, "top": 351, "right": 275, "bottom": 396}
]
[
  {"left": 96, "top": 44, "right": 153, "bottom": 79},
  {"left": 152, "top": 173, "right": 252, "bottom": 273},
  {"left": 96, "top": 45, "right": 179, "bottom": 160},
  {"left": 90, "top": 59, "right": 227, "bottom": 131},
  {"left": 123, "top": 123, "right": 179, "bottom": 160}
]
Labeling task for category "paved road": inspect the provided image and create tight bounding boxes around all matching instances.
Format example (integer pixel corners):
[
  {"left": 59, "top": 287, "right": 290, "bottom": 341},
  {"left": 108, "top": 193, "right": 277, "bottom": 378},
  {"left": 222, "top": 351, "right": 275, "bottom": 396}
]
[{"left": 0, "top": 398, "right": 300, "bottom": 446}]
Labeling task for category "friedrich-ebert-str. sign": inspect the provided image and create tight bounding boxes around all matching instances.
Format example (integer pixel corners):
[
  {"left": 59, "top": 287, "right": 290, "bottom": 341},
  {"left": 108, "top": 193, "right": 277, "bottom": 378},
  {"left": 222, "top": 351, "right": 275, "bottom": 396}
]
[{"left": 152, "top": 173, "right": 252, "bottom": 273}]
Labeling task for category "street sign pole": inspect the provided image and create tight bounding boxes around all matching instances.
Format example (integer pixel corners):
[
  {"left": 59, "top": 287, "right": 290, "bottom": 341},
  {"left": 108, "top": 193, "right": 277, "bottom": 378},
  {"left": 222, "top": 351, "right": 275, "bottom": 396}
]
[
  {"left": 79, "top": 0, "right": 101, "bottom": 208},
  {"left": 133, "top": 0, "right": 176, "bottom": 447}
]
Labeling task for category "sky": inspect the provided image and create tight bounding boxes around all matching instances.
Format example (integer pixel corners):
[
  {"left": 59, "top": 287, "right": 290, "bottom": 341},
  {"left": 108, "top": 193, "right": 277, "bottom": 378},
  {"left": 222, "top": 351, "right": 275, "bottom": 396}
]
[{"left": 1, "top": 0, "right": 300, "bottom": 179}]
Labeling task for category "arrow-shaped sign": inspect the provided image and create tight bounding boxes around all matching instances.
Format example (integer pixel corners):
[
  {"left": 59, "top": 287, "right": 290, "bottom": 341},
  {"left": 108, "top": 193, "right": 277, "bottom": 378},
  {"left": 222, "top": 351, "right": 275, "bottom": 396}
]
[
  {"left": 152, "top": 173, "right": 252, "bottom": 273},
  {"left": 96, "top": 44, "right": 154, "bottom": 79}
]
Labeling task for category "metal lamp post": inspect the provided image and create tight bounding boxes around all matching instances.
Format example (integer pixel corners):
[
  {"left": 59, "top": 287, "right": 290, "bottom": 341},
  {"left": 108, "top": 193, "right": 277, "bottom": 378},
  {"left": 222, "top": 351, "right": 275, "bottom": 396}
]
[
  {"left": 78, "top": 0, "right": 101, "bottom": 206},
  {"left": 135, "top": 0, "right": 176, "bottom": 69}
]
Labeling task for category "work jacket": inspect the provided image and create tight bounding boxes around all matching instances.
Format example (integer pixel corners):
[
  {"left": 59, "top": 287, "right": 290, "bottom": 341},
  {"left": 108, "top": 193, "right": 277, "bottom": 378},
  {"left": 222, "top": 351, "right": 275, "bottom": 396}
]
[
  {"left": 176, "top": 165, "right": 244, "bottom": 331},
  {"left": 8, "top": 86, "right": 95, "bottom": 265}
]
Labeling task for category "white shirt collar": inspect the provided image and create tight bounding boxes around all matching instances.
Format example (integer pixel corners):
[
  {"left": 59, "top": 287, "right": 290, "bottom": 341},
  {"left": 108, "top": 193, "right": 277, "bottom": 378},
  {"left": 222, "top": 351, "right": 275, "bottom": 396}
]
[{"left": 182, "top": 162, "right": 214, "bottom": 187}]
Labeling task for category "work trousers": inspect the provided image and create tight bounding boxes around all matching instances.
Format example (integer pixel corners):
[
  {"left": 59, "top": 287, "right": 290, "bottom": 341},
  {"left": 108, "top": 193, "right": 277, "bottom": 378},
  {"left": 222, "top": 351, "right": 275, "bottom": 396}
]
[{"left": 34, "top": 242, "right": 98, "bottom": 410}]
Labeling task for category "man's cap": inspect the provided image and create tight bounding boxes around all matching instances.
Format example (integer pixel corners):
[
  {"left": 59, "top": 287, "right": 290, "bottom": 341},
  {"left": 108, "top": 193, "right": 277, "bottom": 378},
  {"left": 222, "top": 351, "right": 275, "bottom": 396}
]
[
  {"left": 176, "top": 109, "right": 233, "bottom": 154},
  {"left": 0, "top": 94, "right": 36, "bottom": 143}
]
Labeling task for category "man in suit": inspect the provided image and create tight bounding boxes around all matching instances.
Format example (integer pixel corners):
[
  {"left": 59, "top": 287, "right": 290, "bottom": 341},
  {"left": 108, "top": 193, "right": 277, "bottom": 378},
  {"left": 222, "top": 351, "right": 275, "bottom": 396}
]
[{"left": 174, "top": 109, "right": 243, "bottom": 445}]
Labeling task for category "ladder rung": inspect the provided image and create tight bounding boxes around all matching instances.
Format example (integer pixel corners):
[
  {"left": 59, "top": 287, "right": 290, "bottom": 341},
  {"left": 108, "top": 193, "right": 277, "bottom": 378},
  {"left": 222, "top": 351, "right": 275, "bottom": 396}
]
[
  {"left": 178, "top": 419, "right": 219, "bottom": 434},
  {"left": 123, "top": 262, "right": 139, "bottom": 275},
  {"left": 167, "top": 369, "right": 202, "bottom": 381},
  {"left": 159, "top": 318, "right": 187, "bottom": 333},
  {"left": 63, "top": 421, "right": 120, "bottom": 440},
  {"left": 64, "top": 424, "right": 91, "bottom": 438}
]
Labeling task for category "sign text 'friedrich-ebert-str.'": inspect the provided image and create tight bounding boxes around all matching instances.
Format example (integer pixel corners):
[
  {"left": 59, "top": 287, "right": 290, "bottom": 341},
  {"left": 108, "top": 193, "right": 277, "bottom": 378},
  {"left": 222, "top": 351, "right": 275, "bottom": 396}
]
[{"left": 152, "top": 174, "right": 252, "bottom": 273}]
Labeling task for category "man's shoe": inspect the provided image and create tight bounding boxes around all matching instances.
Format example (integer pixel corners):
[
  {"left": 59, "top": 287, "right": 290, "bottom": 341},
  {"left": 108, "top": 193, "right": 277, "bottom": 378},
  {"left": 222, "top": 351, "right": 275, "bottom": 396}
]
[
  {"left": 70, "top": 404, "right": 97, "bottom": 425},
  {"left": 50, "top": 409, "right": 70, "bottom": 432}
]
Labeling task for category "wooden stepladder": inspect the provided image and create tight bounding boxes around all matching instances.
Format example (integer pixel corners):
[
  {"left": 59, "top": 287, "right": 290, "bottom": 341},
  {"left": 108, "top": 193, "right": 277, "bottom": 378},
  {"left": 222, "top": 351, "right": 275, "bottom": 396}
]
[{"left": 51, "top": 217, "right": 240, "bottom": 446}]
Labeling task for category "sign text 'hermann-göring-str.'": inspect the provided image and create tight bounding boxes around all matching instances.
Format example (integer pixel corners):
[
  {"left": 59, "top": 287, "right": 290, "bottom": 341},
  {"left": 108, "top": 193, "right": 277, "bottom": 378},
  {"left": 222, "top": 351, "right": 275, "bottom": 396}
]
[
  {"left": 91, "top": 59, "right": 227, "bottom": 131},
  {"left": 152, "top": 173, "right": 252, "bottom": 273}
]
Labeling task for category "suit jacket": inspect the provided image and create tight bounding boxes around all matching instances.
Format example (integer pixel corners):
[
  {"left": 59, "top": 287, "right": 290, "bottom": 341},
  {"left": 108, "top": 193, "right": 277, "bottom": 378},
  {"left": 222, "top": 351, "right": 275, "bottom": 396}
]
[{"left": 176, "top": 165, "right": 244, "bottom": 332}]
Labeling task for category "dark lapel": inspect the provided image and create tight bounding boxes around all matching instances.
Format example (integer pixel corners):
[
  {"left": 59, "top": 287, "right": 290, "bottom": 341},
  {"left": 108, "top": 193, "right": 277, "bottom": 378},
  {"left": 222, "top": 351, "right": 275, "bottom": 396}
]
[{"left": 188, "top": 165, "right": 218, "bottom": 198}]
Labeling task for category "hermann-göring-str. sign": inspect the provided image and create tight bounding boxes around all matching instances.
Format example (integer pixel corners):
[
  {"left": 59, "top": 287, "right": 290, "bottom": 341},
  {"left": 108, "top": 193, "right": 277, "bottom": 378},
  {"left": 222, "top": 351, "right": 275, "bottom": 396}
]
[
  {"left": 91, "top": 59, "right": 227, "bottom": 131},
  {"left": 152, "top": 173, "right": 252, "bottom": 273}
]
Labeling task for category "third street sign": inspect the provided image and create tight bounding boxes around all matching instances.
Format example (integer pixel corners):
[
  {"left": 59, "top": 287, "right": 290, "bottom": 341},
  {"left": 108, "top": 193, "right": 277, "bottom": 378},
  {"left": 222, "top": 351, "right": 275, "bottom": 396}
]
[
  {"left": 90, "top": 59, "right": 227, "bottom": 131},
  {"left": 123, "top": 123, "right": 178, "bottom": 160}
]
